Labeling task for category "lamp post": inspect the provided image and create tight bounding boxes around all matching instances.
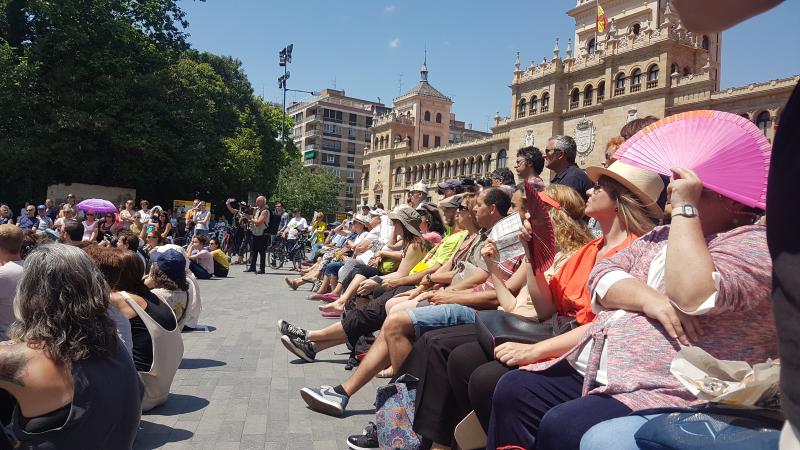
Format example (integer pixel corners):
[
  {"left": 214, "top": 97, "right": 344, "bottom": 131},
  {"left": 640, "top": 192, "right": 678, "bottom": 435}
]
[{"left": 278, "top": 44, "right": 293, "bottom": 150}]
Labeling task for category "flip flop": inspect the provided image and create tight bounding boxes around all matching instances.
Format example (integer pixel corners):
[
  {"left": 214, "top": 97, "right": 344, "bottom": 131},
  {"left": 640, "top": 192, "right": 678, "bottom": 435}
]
[
  {"left": 307, "top": 293, "right": 329, "bottom": 300},
  {"left": 320, "top": 293, "right": 340, "bottom": 302},
  {"left": 320, "top": 310, "right": 341, "bottom": 318}
]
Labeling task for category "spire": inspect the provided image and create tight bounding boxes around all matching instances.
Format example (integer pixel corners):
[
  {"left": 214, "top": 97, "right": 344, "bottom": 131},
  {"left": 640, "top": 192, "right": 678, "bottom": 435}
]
[
  {"left": 514, "top": 51, "right": 521, "bottom": 71},
  {"left": 566, "top": 37, "right": 573, "bottom": 59},
  {"left": 553, "top": 38, "right": 560, "bottom": 59},
  {"left": 420, "top": 48, "right": 428, "bottom": 82}
]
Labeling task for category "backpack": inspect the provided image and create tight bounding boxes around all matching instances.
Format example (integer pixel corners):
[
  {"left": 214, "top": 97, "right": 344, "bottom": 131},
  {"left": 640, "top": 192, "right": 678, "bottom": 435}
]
[{"left": 375, "top": 374, "right": 422, "bottom": 450}]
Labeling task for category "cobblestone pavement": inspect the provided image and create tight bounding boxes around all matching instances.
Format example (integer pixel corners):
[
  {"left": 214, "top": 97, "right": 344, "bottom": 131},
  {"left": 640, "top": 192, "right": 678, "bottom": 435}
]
[{"left": 133, "top": 264, "right": 384, "bottom": 450}]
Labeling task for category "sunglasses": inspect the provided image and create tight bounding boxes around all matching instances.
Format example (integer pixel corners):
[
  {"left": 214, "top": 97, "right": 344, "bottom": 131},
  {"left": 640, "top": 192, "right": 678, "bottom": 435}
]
[
  {"left": 86, "top": 213, "right": 95, "bottom": 217},
  {"left": 147, "top": 235, "right": 157, "bottom": 239}
]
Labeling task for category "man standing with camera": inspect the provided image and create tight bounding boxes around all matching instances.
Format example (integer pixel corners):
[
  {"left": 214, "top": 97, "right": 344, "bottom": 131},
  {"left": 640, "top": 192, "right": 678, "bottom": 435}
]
[{"left": 245, "top": 196, "right": 270, "bottom": 274}]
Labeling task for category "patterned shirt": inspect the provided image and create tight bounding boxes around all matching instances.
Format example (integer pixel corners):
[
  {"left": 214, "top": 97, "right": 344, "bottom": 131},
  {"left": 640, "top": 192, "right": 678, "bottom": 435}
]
[{"left": 522, "top": 225, "right": 776, "bottom": 411}]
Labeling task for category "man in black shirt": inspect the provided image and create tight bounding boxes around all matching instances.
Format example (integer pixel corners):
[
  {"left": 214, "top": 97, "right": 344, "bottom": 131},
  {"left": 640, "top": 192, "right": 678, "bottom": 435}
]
[{"left": 545, "top": 135, "right": 594, "bottom": 199}]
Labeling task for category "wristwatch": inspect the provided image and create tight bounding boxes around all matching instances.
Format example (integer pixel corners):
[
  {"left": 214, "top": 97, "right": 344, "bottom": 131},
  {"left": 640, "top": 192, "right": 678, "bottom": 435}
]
[
  {"left": 671, "top": 204, "right": 699, "bottom": 218},
  {"left": 425, "top": 274, "right": 433, "bottom": 283}
]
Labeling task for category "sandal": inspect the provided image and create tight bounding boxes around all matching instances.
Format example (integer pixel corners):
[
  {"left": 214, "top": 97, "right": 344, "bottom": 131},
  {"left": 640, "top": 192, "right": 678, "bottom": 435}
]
[
  {"left": 376, "top": 367, "right": 394, "bottom": 378},
  {"left": 284, "top": 278, "right": 299, "bottom": 290}
]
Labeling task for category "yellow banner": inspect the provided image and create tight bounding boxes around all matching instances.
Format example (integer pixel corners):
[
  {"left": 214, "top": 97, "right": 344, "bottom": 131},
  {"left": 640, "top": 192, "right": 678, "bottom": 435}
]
[{"left": 597, "top": 4, "right": 607, "bottom": 33}]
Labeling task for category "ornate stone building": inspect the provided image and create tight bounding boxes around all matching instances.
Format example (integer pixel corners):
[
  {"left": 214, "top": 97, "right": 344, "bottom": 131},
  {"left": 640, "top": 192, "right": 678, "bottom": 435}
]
[{"left": 359, "top": 0, "right": 797, "bottom": 207}]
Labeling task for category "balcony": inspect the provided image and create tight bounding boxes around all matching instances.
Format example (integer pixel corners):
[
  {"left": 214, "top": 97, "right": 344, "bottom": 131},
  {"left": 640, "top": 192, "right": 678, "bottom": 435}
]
[
  {"left": 305, "top": 145, "right": 321, "bottom": 152},
  {"left": 596, "top": 93, "right": 604, "bottom": 103},
  {"left": 646, "top": 80, "right": 658, "bottom": 89},
  {"left": 517, "top": 110, "right": 526, "bottom": 118},
  {"left": 583, "top": 98, "right": 593, "bottom": 107},
  {"left": 305, "top": 114, "right": 319, "bottom": 123},
  {"left": 614, "top": 87, "right": 625, "bottom": 96},
  {"left": 540, "top": 105, "right": 549, "bottom": 113},
  {"left": 529, "top": 108, "right": 537, "bottom": 116},
  {"left": 570, "top": 100, "right": 579, "bottom": 110},
  {"left": 630, "top": 84, "right": 642, "bottom": 93}
]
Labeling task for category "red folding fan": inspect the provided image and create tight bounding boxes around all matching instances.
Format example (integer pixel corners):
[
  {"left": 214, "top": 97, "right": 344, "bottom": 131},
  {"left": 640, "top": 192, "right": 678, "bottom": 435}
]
[{"left": 523, "top": 182, "right": 557, "bottom": 274}]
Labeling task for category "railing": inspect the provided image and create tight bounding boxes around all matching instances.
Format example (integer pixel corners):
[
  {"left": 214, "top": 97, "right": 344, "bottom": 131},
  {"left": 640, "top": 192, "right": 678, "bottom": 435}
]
[
  {"left": 583, "top": 98, "right": 593, "bottom": 106},
  {"left": 540, "top": 105, "right": 549, "bottom": 113},
  {"left": 517, "top": 110, "right": 526, "bottom": 118},
  {"left": 570, "top": 100, "right": 579, "bottom": 110},
  {"left": 630, "top": 84, "right": 642, "bottom": 93},
  {"left": 596, "top": 93, "right": 604, "bottom": 103},
  {"left": 614, "top": 87, "right": 625, "bottom": 96},
  {"left": 646, "top": 80, "right": 658, "bottom": 89},
  {"left": 529, "top": 108, "right": 537, "bottom": 115},
  {"left": 305, "top": 114, "right": 318, "bottom": 122}
]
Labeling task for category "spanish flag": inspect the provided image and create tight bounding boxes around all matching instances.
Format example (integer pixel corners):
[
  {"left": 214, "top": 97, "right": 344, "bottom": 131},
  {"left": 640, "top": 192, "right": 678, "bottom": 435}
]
[{"left": 596, "top": 3, "right": 607, "bottom": 33}]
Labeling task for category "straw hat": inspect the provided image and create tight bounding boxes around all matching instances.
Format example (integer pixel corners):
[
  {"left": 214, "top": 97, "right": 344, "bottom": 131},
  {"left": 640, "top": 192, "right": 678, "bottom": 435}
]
[
  {"left": 408, "top": 181, "right": 428, "bottom": 193},
  {"left": 586, "top": 161, "right": 665, "bottom": 217},
  {"left": 388, "top": 206, "right": 422, "bottom": 237},
  {"left": 352, "top": 214, "right": 371, "bottom": 227}
]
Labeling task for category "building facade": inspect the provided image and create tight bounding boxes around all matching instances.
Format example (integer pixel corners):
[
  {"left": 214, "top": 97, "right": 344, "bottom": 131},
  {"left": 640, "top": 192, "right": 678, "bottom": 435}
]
[
  {"left": 289, "top": 89, "right": 389, "bottom": 211},
  {"left": 360, "top": 0, "right": 796, "bottom": 207}
]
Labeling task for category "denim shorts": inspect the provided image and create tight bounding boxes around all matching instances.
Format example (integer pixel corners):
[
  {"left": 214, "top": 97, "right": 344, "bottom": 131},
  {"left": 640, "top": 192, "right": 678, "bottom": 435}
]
[{"left": 406, "top": 304, "right": 477, "bottom": 338}]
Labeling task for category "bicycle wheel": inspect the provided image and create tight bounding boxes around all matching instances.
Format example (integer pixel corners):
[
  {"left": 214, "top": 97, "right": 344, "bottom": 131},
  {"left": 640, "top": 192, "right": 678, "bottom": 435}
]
[{"left": 268, "top": 243, "right": 284, "bottom": 269}]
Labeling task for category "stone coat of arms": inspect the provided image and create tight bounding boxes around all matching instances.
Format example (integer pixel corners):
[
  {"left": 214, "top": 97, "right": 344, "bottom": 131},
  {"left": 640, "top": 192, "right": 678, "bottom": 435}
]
[{"left": 574, "top": 117, "right": 595, "bottom": 165}]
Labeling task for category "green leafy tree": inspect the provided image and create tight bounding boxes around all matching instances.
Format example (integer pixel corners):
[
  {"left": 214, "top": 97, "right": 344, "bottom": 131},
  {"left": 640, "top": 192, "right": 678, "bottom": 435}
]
[{"left": 270, "top": 161, "right": 343, "bottom": 217}]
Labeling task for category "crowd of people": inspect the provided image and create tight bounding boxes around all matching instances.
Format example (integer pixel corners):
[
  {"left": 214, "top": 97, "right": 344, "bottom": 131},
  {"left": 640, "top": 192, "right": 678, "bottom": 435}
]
[{"left": 275, "top": 107, "right": 784, "bottom": 450}]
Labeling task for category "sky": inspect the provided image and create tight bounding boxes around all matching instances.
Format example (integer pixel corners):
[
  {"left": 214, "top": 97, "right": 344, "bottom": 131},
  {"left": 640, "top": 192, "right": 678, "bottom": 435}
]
[{"left": 180, "top": 0, "right": 800, "bottom": 132}]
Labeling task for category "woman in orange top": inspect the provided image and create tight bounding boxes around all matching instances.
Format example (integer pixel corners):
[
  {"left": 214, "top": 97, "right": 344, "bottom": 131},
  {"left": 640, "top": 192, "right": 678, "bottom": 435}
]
[{"left": 402, "top": 161, "right": 665, "bottom": 449}]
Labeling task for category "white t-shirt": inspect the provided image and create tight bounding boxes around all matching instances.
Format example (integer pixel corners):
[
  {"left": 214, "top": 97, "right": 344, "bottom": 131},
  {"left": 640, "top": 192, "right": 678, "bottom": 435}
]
[
  {"left": 194, "top": 210, "right": 210, "bottom": 231},
  {"left": 286, "top": 217, "right": 308, "bottom": 240},
  {"left": 139, "top": 209, "right": 152, "bottom": 224},
  {"left": 82, "top": 220, "right": 98, "bottom": 241},
  {"left": 0, "top": 261, "right": 23, "bottom": 340}
]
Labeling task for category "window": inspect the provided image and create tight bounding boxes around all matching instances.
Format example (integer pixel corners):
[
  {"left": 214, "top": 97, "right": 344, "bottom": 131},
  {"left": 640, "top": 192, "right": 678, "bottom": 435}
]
[
  {"left": 364, "top": 132, "right": 371, "bottom": 143},
  {"left": 476, "top": 157, "right": 483, "bottom": 175},
  {"left": 322, "top": 140, "right": 341, "bottom": 151},
  {"left": 394, "top": 197, "right": 400, "bottom": 208},
  {"left": 529, "top": 96, "right": 538, "bottom": 114},
  {"left": 517, "top": 98, "right": 527, "bottom": 118},
  {"left": 485, "top": 155, "right": 492, "bottom": 173},
  {"left": 347, "top": 169, "right": 355, "bottom": 180},
  {"left": 323, "top": 108, "right": 343, "bottom": 122},
  {"left": 631, "top": 23, "right": 641, "bottom": 35},
  {"left": 434, "top": 136, "right": 441, "bottom": 147},
  {"left": 541, "top": 93, "right": 549, "bottom": 112},
  {"left": 647, "top": 65, "right": 659, "bottom": 88},
  {"left": 597, "top": 81, "right": 605, "bottom": 102},
  {"left": 365, "top": 117, "right": 373, "bottom": 128},
  {"left": 614, "top": 73, "right": 626, "bottom": 96},
  {"left": 460, "top": 160, "right": 466, "bottom": 176},
  {"left": 438, "top": 163, "right": 444, "bottom": 179},
  {"left": 683, "top": 67, "right": 691, "bottom": 76},
  {"left": 348, "top": 128, "right": 357, "bottom": 139},
  {"left": 349, "top": 113, "right": 357, "bottom": 125},
  {"left": 348, "top": 143, "right": 356, "bottom": 154},
  {"left": 294, "top": 112, "right": 304, "bottom": 122},
  {"left": 424, "top": 111, "right": 431, "bottom": 121},
  {"left": 425, "top": 165, "right": 430, "bottom": 180},
  {"left": 496, "top": 149, "right": 507, "bottom": 170},
  {"left": 363, "top": 171, "right": 369, "bottom": 189},
  {"left": 346, "top": 184, "right": 354, "bottom": 195},
  {"left": 445, "top": 161, "right": 451, "bottom": 178},
  {"left": 671, "top": 63, "right": 678, "bottom": 74},
  {"left": 435, "top": 112, "right": 442, "bottom": 123},
  {"left": 375, "top": 194, "right": 381, "bottom": 205},
  {"left": 587, "top": 38, "right": 596, "bottom": 55},
  {"left": 756, "top": 111, "right": 772, "bottom": 136},
  {"left": 570, "top": 88, "right": 580, "bottom": 109},
  {"left": 395, "top": 167, "right": 402, "bottom": 186},
  {"left": 469, "top": 158, "right": 475, "bottom": 175},
  {"left": 583, "top": 85, "right": 593, "bottom": 106},
  {"left": 323, "top": 123, "right": 341, "bottom": 136},
  {"left": 423, "top": 134, "right": 430, "bottom": 148},
  {"left": 701, "top": 35, "right": 710, "bottom": 51},
  {"left": 630, "top": 69, "right": 642, "bottom": 92},
  {"left": 453, "top": 160, "right": 459, "bottom": 176}
]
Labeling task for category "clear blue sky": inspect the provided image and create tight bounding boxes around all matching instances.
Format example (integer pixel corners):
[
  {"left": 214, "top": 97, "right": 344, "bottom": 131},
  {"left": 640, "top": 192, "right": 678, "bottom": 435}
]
[{"left": 180, "top": 0, "right": 799, "bottom": 131}]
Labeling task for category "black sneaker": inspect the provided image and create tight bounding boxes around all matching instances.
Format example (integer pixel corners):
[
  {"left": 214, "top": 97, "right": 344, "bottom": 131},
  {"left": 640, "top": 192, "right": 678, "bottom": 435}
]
[
  {"left": 347, "top": 422, "right": 379, "bottom": 449},
  {"left": 277, "top": 319, "right": 307, "bottom": 340},
  {"left": 280, "top": 335, "right": 316, "bottom": 362}
]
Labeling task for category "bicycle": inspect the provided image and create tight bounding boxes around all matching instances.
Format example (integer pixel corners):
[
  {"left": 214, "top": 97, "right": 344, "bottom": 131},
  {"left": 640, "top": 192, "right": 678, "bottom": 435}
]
[{"left": 268, "top": 232, "right": 310, "bottom": 270}]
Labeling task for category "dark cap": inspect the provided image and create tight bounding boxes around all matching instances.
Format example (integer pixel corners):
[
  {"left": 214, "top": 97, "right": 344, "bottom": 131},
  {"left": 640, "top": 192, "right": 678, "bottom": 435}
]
[
  {"left": 439, "top": 195, "right": 463, "bottom": 209},
  {"left": 151, "top": 249, "right": 186, "bottom": 281},
  {"left": 437, "top": 179, "right": 463, "bottom": 190}
]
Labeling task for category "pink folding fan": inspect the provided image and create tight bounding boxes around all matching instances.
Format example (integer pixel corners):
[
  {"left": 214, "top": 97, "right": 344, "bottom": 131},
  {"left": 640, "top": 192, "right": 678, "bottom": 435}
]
[{"left": 614, "top": 110, "right": 771, "bottom": 210}]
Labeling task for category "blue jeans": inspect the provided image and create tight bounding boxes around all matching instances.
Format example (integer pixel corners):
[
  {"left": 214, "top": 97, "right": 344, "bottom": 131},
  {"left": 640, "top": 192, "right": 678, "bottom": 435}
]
[
  {"left": 406, "top": 304, "right": 477, "bottom": 338},
  {"left": 580, "top": 415, "right": 656, "bottom": 450},
  {"left": 194, "top": 228, "right": 209, "bottom": 236},
  {"left": 309, "top": 243, "right": 324, "bottom": 261}
]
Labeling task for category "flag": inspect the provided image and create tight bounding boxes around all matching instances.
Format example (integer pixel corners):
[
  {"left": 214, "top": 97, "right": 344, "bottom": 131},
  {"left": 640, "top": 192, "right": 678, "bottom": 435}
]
[{"left": 596, "top": 3, "right": 607, "bottom": 33}]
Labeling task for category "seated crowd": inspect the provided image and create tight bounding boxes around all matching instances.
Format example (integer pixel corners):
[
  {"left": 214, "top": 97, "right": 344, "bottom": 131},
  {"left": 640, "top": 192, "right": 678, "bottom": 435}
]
[
  {"left": 278, "top": 120, "right": 779, "bottom": 450},
  {"left": 0, "top": 197, "right": 223, "bottom": 447}
]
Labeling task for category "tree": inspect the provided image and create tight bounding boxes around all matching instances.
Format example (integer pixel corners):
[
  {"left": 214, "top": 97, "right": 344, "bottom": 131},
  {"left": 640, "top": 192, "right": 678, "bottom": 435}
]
[{"left": 270, "top": 161, "right": 343, "bottom": 217}]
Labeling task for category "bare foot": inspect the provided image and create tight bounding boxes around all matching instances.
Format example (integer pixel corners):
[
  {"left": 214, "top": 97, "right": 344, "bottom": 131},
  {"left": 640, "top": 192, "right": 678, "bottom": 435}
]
[
  {"left": 376, "top": 367, "right": 394, "bottom": 378},
  {"left": 319, "top": 301, "right": 344, "bottom": 312}
]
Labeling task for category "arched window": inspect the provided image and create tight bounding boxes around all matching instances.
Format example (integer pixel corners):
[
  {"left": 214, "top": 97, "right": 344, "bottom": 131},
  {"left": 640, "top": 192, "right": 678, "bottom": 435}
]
[
  {"left": 425, "top": 164, "right": 430, "bottom": 180},
  {"left": 615, "top": 73, "right": 626, "bottom": 95},
  {"left": 435, "top": 112, "right": 442, "bottom": 123},
  {"left": 631, "top": 68, "right": 642, "bottom": 92},
  {"left": 541, "top": 93, "right": 550, "bottom": 112},
  {"left": 453, "top": 160, "right": 459, "bottom": 177},
  {"left": 583, "top": 84, "right": 593, "bottom": 106},
  {"left": 529, "top": 95, "right": 538, "bottom": 114},
  {"left": 445, "top": 161, "right": 451, "bottom": 178},
  {"left": 485, "top": 155, "right": 492, "bottom": 173},
  {"left": 671, "top": 63, "right": 678, "bottom": 74},
  {"left": 647, "top": 65, "right": 659, "bottom": 88},
  {"left": 405, "top": 166, "right": 411, "bottom": 183},
  {"left": 683, "top": 67, "right": 691, "bottom": 76},
  {"left": 756, "top": 111, "right": 772, "bottom": 136},
  {"left": 631, "top": 23, "right": 641, "bottom": 35},
  {"left": 701, "top": 35, "right": 710, "bottom": 50},
  {"left": 424, "top": 111, "right": 431, "bottom": 121},
  {"left": 570, "top": 88, "right": 580, "bottom": 109},
  {"left": 476, "top": 156, "right": 483, "bottom": 175},
  {"left": 597, "top": 81, "right": 605, "bottom": 102},
  {"left": 587, "top": 38, "right": 596, "bottom": 55},
  {"left": 517, "top": 98, "right": 527, "bottom": 118},
  {"left": 394, "top": 167, "right": 402, "bottom": 186},
  {"left": 460, "top": 159, "right": 466, "bottom": 176},
  {"left": 412, "top": 166, "right": 418, "bottom": 181},
  {"left": 496, "top": 149, "right": 507, "bottom": 170}
]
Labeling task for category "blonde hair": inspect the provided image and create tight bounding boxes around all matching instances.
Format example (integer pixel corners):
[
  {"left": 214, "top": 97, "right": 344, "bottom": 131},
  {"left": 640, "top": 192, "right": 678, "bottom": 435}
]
[
  {"left": 600, "top": 176, "right": 658, "bottom": 236},
  {"left": 543, "top": 184, "right": 593, "bottom": 254},
  {"left": 604, "top": 136, "right": 626, "bottom": 165}
]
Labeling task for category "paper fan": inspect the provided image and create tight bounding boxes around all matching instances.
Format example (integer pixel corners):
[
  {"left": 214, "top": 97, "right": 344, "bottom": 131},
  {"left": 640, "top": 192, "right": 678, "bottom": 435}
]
[
  {"left": 523, "top": 182, "right": 556, "bottom": 274},
  {"left": 614, "top": 110, "right": 771, "bottom": 210}
]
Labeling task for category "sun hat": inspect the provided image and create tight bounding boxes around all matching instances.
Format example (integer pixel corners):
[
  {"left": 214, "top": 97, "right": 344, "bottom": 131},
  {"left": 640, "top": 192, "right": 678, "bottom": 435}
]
[
  {"left": 151, "top": 249, "right": 186, "bottom": 282},
  {"left": 408, "top": 181, "right": 428, "bottom": 193},
  {"left": 440, "top": 195, "right": 463, "bottom": 209},
  {"left": 586, "top": 161, "right": 665, "bottom": 217},
  {"left": 353, "top": 214, "right": 371, "bottom": 227},
  {"left": 388, "top": 206, "right": 422, "bottom": 237},
  {"left": 368, "top": 208, "right": 386, "bottom": 217}
]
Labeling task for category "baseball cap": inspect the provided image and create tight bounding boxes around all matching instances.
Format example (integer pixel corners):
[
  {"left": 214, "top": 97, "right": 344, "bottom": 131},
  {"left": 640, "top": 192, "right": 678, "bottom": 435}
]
[
  {"left": 37, "top": 204, "right": 46, "bottom": 210},
  {"left": 437, "top": 179, "right": 462, "bottom": 190},
  {"left": 439, "top": 195, "right": 463, "bottom": 209},
  {"left": 151, "top": 248, "right": 186, "bottom": 281}
]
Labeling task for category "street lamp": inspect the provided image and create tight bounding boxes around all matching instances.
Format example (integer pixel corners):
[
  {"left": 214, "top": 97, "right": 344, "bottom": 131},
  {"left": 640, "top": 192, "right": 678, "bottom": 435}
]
[{"left": 278, "top": 45, "right": 319, "bottom": 151}]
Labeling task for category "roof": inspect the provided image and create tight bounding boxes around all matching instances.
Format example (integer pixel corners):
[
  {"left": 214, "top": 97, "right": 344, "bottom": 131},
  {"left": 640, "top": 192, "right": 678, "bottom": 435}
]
[{"left": 395, "top": 81, "right": 452, "bottom": 102}]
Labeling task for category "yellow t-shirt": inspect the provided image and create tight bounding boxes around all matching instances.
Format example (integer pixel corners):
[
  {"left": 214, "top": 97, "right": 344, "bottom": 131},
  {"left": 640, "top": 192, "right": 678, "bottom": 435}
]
[
  {"left": 211, "top": 248, "right": 230, "bottom": 270},
  {"left": 312, "top": 220, "right": 327, "bottom": 244}
]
